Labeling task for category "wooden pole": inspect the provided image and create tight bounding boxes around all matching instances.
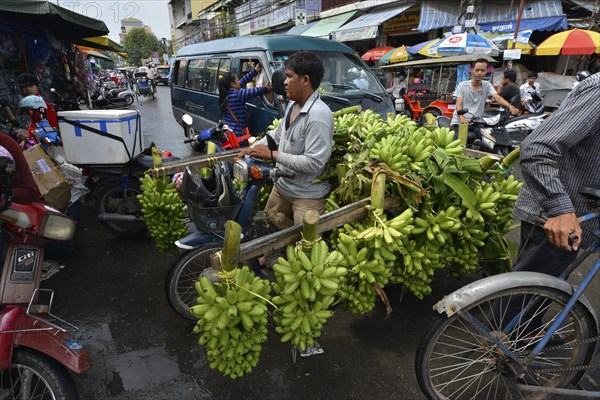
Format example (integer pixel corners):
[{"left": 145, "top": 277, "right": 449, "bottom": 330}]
[{"left": 511, "top": 0, "right": 526, "bottom": 50}]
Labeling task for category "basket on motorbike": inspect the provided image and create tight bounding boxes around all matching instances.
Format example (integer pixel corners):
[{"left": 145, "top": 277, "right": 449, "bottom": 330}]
[{"left": 182, "top": 163, "right": 241, "bottom": 233}]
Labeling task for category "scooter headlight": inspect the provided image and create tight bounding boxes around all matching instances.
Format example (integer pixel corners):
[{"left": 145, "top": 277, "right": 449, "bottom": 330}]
[
  {"left": 233, "top": 159, "right": 249, "bottom": 183},
  {"left": 40, "top": 212, "right": 76, "bottom": 241}
]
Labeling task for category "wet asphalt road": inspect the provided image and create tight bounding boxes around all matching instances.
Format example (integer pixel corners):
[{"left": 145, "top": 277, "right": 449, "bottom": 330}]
[{"left": 43, "top": 86, "right": 599, "bottom": 400}]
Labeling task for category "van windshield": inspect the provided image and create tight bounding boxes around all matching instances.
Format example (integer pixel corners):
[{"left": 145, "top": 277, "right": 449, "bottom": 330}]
[{"left": 272, "top": 51, "right": 385, "bottom": 96}]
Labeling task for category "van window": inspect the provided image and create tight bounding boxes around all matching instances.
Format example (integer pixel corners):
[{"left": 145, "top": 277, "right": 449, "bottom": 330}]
[
  {"left": 204, "top": 58, "right": 231, "bottom": 94},
  {"left": 272, "top": 51, "right": 385, "bottom": 95},
  {"left": 205, "top": 58, "right": 219, "bottom": 93},
  {"left": 175, "top": 59, "right": 187, "bottom": 87},
  {"left": 186, "top": 58, "right": 206, "bottom": 91}
]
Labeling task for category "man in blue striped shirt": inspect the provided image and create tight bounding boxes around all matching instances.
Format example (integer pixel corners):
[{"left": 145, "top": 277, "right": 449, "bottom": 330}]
[{"left": 218, "top": 63, "right": 272, "bottom": 137}]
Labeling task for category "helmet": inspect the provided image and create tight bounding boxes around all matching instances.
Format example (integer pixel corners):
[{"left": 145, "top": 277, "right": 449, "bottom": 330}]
[
  {"left": 18, "top": 95, "right": 47, "bottom": 111},
  {"left": 576, "top": 70, "right": 590, "bottom": 82},
  {"left": 181, "top": 162, "right": 236, "bottom": 207},
  {"left": 0, "top": 145, "right": 15, "bottom": 193},
  {"left": 17, "top": 73, "right": 39, "bottom": 87}
]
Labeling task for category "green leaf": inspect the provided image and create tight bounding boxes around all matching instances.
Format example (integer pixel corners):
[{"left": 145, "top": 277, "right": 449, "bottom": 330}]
[{"left": 442, "top": 174, "right": 480, "bottom": 219}]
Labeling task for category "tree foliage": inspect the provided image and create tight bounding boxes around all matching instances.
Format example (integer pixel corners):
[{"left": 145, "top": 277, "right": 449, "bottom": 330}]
[{"left": 123, "top": 28, "right": 162, "bottom": 66}]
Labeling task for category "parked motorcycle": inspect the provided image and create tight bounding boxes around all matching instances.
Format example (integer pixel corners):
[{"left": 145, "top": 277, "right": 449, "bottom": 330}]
[
  {"left": 0, "top": 161, "right": 89, "bottom": 398},
  {"left": 454, "top": 105, "right": 547, "bottom": 156},
  {"left": 50, "top": 88, "right": 81, "bottom": 111},
  {"left": 523, "top": 92, "right": 544, "bottom": 114},
  {"left": 85, "top": 81, "right": 135, "bottom": 109},
  {"left": 133, "top": 72, "right": 155, "bottom": 100}
]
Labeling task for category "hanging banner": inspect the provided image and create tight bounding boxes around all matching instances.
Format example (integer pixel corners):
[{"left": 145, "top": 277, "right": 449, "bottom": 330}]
[
  {"left": 382, "top": 5, "right": 420, "bottom": 35},
  {"left": 503, "top": 49, "right": 522, "bottom": 60}
]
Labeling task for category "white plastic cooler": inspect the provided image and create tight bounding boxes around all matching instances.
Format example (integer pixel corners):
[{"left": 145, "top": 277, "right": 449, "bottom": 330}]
[{"left": 57, "top": 110, "right": 144, "bottom": 164}]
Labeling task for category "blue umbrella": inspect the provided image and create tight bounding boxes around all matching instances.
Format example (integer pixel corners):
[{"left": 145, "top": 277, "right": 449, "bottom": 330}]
[
  {"left": 429, "top": 33, "right": 500, "bottom": 56},
  {"left": 406, "top": 39, "right": 440, "bottom": 55}
]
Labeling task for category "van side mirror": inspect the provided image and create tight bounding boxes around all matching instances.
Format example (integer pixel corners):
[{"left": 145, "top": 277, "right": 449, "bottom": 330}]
[
  {"left": 266, "top": 134, "right": 277, "bottom": 151},
  {"left": 271, "top": 69, "right": 286, "bottom": 97}
]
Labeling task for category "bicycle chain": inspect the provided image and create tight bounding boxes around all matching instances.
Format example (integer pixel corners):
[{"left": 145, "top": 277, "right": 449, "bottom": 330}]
[{"left": 525, "top": 334, "right": 600, "bottom": 374}]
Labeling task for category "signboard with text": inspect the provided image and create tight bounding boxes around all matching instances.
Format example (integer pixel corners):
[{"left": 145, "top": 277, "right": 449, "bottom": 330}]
[{"left": 382, "top": 5, "right": 420, "bottom": 35}]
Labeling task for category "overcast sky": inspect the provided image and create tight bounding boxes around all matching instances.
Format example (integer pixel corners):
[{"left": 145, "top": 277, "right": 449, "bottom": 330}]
[{"left": 51, "top": 0, "right": 172, "bottom": 42}]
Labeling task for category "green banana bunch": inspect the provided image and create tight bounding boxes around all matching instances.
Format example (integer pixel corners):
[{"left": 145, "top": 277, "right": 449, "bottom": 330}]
[
  {"left": 191, "top": 266, "right": 271, "bottom": 379},
  {"left": 335, "top": 208, "right": 415, "bottom": 313},
  {"left": 137, "top": 174, "right": 188, "bottom": 251},
  {"left": 430, "top": 127, "right": 464, "bottom": 155},
  {"left": 271, "top": 241, "right": 346, "bottom": 352}
]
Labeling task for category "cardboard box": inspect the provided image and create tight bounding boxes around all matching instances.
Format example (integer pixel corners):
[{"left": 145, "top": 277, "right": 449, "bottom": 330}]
[{"left": 23, "top": 144, "right": 71, "bottom": 209}]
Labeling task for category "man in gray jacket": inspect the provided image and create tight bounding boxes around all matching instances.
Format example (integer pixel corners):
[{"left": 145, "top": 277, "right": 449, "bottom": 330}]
[{"left": 239, "top": 51, "right": 334, "bottom": 229}]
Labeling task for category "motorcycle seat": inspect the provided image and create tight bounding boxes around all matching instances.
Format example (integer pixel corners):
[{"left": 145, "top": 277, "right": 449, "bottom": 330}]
[
  {"left": 505, "top": 113, "right": 544, "bottom": 123},
  {"left": 110, "top": 88, "right": 129, "bottom": 95}
]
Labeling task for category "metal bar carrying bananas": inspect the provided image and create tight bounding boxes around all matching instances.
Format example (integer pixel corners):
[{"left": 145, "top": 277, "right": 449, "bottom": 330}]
[{"left": 148, "top": 148, "right": 241, "bottom": 177}]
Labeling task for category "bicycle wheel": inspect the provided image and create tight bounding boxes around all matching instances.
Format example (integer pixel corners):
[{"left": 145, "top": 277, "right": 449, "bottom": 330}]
[
  {"left": 415, "top": 286, "right": 596, "bottom": 400},
  {"left": 165, "top": 244, "right": 222, "bottom": 320}
]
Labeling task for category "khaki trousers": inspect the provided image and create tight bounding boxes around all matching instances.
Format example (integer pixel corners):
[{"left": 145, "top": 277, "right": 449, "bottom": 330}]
[{"left": 264, "top": 187, "right": 325, "bottom": 230}]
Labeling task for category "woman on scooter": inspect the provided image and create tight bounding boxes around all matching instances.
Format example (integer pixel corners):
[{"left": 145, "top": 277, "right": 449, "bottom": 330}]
[{"left": 218, "top": 62, "right": 272, "bottom": 138}]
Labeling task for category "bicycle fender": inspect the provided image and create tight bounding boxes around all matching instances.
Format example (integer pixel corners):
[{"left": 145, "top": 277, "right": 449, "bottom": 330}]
[{"left": 433, "top": 271, "right": 597, "bottom": 324}]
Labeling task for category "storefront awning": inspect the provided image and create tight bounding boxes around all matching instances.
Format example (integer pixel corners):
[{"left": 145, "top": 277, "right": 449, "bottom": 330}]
[
  {"left": 479, "top": 16, "right": 567, "bottom": 33},
  {"left": 286, "top": 21, "right": 317, "bottom": 35},
  {"left": 478, "top": 0, "right": 566, "bottom": 32},
  {"left": 418, "top": 0, "right": 565, "bottom": 32},
  {"left": 332, "top": 3, "right": 414, "bottom": 42},
  {"left": 302, "top": 11, "right": 357, "bottom": 38},
  {"left": 417, "top": 0, "right": 461, "bottom": 32},
  {"left": 0, "top": 0, "right": 109, "bottom": 39}
]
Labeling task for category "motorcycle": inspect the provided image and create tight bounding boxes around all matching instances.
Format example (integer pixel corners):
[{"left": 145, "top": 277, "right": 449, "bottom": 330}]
[
  {"left": 452, "top": 96, "right": 547, "bottom": 156},
  {"left": 133, "top": 72, "right": 155, "bottom": 100},
  {"left": 166, "top": 135, "right": 294, "bottom": 319},
  {"left": 523, "top": 92, "right": 544, "bottom": 114},
  {"left": 0, "top": 190, "right": 89, "bottom": 399},
  {"left": 50, "top": 88, "right": 80, "bottom": 112},
  {"left": 83, "top": 81, "right": 135, "bottom": 109},
  {"left": 181, "top": 114, "right": 252, "bottom": 153}
]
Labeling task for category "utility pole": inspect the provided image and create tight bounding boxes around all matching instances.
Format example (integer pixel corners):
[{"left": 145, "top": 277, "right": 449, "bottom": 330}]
[{"left": 511, "top": 0, "right": 526, "bottom": 49}]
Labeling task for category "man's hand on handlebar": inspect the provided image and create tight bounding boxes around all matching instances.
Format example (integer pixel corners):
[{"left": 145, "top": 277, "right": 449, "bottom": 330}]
[
  {"left": 237, "top": 144, "right": 278, "bottom": 161},
  {"left": 544, "top": 213, "right": 582, "bottom": 252}
]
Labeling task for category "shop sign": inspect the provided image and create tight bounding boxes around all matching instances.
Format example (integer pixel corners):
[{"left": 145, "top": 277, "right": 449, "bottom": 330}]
[
  {"left": 253, "top": 15, "right": 269, "bottom": 31},
  {"left": 332, "top": 25, "right": 378, "bottom": 42},
  {"left": 382, "top": 6, "right": 420, "bottom": 34},
  {"left": 270, "top": 5, "right": 292, "bottom": 27},
  {"left": 503, "top": 49, "right": 521, "bottom": 60},
  {"left": 238, "top": 21, "right": 252, "bottom": 36}
]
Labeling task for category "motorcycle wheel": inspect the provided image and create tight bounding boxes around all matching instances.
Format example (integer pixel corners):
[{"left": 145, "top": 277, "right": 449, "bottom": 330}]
[
  {"left": 95, "top": 180, "right": 146, "bottom": 237},
  {"left": 125, "top": 94, "right": 135, "bottom": 106},
  {"left": 166, "top": 244, "right": 222, "bottom": 320},
  {"left": 1, "top": 348, "right": 79, "bottom": 400}
]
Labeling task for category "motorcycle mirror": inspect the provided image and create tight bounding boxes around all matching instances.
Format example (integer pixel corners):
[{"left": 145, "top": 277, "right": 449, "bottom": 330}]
[
  {"left": 271, "top": 68, "right": 287, "bottom": 97},
  {"left": 182, "top": 114, "right": 193, "bottom": 126},
  {"left": 457, "top": 108, "right": 469, "bottom": 116},
  {"left": 266, "top": 134, "right": 278, "bottom": 151},
  {"left": 509, "top": 95, "right": 521, "bottom": 107}
]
